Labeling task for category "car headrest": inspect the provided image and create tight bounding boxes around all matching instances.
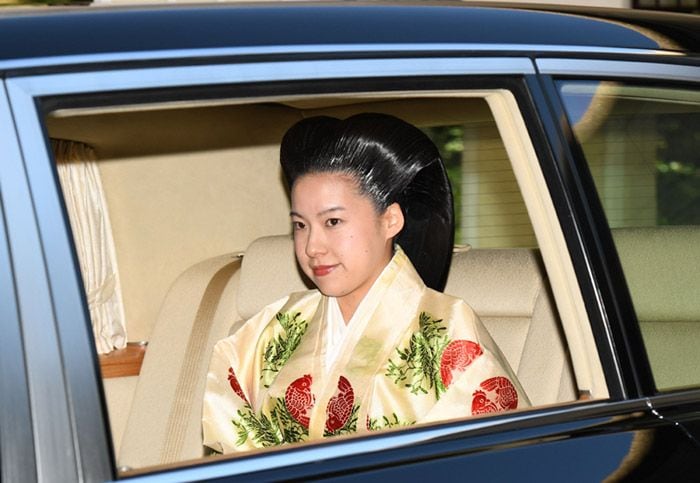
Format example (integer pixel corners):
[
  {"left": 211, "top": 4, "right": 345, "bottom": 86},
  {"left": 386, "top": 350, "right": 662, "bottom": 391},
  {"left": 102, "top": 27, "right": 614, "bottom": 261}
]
[
  {"left": 612, "top": 226, "right": 700, "bottom": 322},
  {"left": 445, "top": 248, "right": 544, "bottom": 317},
  {"left": 237, "top": 234, "right": 548, "bottom": 322},
  {"left": 237, "top": 235, "right": 310, "bottom": 320}
]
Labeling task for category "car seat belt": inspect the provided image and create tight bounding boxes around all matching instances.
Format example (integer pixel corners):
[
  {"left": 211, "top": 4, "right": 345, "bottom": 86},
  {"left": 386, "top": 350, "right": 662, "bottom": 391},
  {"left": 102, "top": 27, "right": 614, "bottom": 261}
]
[{"left": 160, "top": 260, "right": 239, "bottom": 463}]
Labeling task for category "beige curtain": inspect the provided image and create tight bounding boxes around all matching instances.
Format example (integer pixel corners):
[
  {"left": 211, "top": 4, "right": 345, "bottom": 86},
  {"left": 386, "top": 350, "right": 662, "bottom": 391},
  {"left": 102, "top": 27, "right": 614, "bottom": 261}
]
[{"left": 53, "top": 139, "right": 127, "bottom": 354}]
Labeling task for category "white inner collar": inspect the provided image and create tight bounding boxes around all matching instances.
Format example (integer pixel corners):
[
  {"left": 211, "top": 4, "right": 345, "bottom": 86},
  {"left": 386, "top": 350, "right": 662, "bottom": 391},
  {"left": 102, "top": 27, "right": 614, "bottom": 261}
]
[{"left": 323, "top": 297, "right": 349, "bottom": 373}]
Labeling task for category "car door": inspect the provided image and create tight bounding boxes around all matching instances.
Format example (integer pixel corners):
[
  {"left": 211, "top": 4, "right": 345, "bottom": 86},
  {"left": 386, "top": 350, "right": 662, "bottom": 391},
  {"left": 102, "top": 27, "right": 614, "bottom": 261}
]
[
  {"left": 0, "top": 76, "right": 114, "bottom": 482},
  {"left": 0, "top": 81, "right": 39, "bottom": 483},
  {"left": 532, "top": 54, "right": 700, "bottom": 440},
  {"left": 2, "top": 49, "right": 699, "bottom": 482}
]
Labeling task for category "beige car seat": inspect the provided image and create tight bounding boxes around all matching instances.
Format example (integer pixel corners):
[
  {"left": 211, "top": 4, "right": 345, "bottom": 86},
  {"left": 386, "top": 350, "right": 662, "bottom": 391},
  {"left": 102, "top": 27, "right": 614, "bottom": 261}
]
[
  {"left": 444, "top": 248, "right": 576, "bottom": 406},
  {"left": 117, "top": 236, "right": 307, "bottom": 469},
  {"left": 117, "top": 253, "right": 243, "bottom": 469},
  {"left": 118, "top": 234, "right": 576, "bottom": 469},
  {"left": 612, "top": 226, "right": 700, "bottom": 390}
]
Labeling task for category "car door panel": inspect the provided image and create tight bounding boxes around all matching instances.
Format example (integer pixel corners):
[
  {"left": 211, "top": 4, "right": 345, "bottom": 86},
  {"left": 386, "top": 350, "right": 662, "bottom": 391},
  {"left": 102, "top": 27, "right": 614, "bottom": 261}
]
[
  {"left": 3, "top": 41, "right": 700, "bottom": 481},
  {"left": 0, "top": 81, "right": 36, "bottom": 481},
  {"left": 125, "top": 402, "right": 696, "bottom": 481},
  {"left": 532, "top": 56, "right": 700, "bottom": 455}
]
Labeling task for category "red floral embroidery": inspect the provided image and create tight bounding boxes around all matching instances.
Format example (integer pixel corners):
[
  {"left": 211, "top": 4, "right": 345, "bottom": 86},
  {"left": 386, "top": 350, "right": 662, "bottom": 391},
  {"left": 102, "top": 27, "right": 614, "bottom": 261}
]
[
  {"left": 440, "top": 340, "right": 483, "bottom": 388},
  {"left": 285, "top": 374, "right": 315, "bottom": 428},
  {"left": 471, "top": 376, "right": 518, "bottom": 415},
  {"left": 228, "top": 367, "right": 248, "bottom": 404},
  {"left": 325, "top": 376, "right": 355, "bottom": 433}
]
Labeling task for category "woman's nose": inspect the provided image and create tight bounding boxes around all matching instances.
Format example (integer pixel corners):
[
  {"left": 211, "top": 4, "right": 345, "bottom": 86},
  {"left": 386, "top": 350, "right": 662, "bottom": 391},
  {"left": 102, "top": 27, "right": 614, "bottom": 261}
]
[{"left": 305, "top": 228, "right": 327, "bottom": 257}]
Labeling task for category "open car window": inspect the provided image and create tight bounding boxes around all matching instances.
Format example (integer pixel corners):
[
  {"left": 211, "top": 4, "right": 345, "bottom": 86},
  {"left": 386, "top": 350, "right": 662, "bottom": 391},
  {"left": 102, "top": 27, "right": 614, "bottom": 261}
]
[{"left": 40, "top": 84, "right": 607, "bottom": 474}]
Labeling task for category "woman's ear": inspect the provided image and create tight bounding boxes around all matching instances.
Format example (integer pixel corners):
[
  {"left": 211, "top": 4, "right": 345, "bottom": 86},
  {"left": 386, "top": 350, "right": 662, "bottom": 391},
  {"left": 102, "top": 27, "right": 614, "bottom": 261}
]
[{"left": 383, "top": 202, "right": 405, "bottom": 239}]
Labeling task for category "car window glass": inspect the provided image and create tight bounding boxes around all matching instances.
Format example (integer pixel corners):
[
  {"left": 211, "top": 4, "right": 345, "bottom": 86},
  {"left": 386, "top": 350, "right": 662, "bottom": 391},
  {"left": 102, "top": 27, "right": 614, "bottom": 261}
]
[
  {"left": 558, "top": 80, "right": 700, "bottom": 391},
  {"left": 45, "top": 91, "right": 584, "bottom": 473},
  {"left": 425, "top": 124, "right": 535, "bottom": 248}
]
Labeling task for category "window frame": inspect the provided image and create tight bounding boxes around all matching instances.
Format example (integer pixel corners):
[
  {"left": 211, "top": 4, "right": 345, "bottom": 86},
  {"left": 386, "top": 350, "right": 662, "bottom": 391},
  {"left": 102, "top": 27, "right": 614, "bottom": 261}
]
[
  {"left": 5, "top": 54, "right": 628, "bottom": 480},
  {"left": 534, "top": 57, "right": 700, "bottom": 399},
  {"left": 0, "top": 81, "right": 38, "bottom": 482}
]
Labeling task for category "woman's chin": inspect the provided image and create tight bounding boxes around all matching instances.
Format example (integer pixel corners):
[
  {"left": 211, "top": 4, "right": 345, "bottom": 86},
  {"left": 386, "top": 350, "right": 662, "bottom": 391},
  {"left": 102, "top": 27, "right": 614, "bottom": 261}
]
[
  {"left": 316, "top": 286, "right": 342, "bottom": 298},
  {"left": 313, "top": 281, "right": 347, "bottom": 299}
]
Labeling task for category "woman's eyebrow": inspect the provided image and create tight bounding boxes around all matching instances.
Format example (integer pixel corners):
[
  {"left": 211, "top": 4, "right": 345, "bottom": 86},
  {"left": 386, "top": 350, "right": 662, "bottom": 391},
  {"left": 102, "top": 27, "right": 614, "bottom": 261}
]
[
  {"left": 289, "top": 206, "right": 346, "bottom": 218},
  {"left": 317, "top": 206, "right": 345, "bottom": 217}
]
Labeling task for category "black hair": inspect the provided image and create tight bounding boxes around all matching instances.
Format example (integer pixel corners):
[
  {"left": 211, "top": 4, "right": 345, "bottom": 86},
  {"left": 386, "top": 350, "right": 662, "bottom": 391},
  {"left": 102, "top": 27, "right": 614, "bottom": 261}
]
[{"left": 280, "top": 113, "right": 454, "bottom": 291}]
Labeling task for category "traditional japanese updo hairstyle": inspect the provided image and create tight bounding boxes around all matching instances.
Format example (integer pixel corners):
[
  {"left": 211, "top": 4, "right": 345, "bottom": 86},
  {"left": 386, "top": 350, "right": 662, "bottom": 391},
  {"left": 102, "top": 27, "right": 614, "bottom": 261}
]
[{"left": 280, "top": 113, "right": 454, "bottom": 292}]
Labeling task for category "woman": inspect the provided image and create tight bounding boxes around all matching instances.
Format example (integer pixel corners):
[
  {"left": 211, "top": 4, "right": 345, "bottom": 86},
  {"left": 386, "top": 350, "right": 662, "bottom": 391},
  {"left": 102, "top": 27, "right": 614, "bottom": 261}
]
[{"left": 202, "top": 113, "right": 529, "bottom": 453}]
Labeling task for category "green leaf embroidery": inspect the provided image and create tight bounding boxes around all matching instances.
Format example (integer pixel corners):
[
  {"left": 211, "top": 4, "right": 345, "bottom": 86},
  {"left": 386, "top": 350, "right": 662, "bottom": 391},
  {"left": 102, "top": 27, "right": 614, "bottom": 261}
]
[
  {"left": 261, "top": 312, "right": 308, "bottom": 387},
  {"left": 385, "top": 312, "right": 449, "bottom": 400},
  {"left": 232, "top": 405, "right": 283, "bottom": 447},
  {"left": 367, "top": 412, "right": 416, "bottom": 431},
  {"left": 232, "top": 398, "right": 308, "bottom": 447},
  {"left": 270, "top": 397, "right": 309, "bottom": 444}
]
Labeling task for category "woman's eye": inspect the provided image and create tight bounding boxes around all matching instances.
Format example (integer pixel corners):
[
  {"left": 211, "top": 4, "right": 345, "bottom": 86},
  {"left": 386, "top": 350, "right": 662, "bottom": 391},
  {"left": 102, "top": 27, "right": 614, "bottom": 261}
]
[
  {"left": 326, "top": 218, "right": 341, "bottom": 227},
  {"left": 292, "top": 221, "right": 306, "bottom": 230}
]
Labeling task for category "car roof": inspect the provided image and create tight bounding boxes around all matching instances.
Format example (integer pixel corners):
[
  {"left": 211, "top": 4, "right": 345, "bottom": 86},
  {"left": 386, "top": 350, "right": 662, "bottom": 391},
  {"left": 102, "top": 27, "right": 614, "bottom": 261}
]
[{"left": 0, "top": 2, "right": 698, "bottom": 66}]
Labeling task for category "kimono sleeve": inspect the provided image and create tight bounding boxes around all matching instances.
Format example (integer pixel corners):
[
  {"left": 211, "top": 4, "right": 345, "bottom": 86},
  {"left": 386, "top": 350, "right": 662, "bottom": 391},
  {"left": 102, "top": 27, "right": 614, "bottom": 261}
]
[
  {"left": 202, "top": 297, "right": 287, "bottom": 454},
  {"left": 421, "top": 300, "right": 531, "bottom": 424}
]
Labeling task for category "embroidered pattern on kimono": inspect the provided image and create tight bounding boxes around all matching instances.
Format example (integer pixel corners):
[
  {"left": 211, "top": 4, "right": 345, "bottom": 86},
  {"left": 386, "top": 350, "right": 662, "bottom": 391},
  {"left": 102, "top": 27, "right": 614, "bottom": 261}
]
[
  {"left": 260, "top": 312, "right": 308, "bottom": 387},
  {"left": 229, "top": 371, "right": 313, "bottom": 447},
  {"left": 202, "top": 248, "right": 530, "bottom": 454}
]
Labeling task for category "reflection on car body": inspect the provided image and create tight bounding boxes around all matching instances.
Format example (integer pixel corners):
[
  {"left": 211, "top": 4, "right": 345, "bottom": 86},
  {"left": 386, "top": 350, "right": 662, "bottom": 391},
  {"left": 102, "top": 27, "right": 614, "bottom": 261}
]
[{"left": 0, "top": 2, "right": 699, "bottom": 482}]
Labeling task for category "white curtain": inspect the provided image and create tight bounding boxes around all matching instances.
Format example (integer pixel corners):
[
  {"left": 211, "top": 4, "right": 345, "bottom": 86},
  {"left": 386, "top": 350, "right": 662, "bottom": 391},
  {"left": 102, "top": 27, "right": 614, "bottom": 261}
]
[{"left": 53, "top": 139, "right": 127, "bottom": 354}]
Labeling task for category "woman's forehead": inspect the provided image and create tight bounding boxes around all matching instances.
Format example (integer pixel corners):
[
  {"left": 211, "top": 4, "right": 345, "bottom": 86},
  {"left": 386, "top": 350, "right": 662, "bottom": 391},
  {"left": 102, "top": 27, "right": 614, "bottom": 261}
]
[
  {"left": 292, "top": 172, "right": 360, "bottom": 196},
  {"left": 295, "top": 171, "right": 357, "bottom": 186},
  {"left": 291, "top": 173, "right": 373, "bottom": 214}
]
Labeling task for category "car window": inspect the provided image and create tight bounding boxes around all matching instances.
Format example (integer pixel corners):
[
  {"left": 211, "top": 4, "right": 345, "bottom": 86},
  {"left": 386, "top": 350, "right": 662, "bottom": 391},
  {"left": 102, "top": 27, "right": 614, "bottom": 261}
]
[
  {"left": 425, "top": 124, "right": 535, "bottom": 248},
  {"left": 42, "top": 87, "right": 600, "bottom": 474},
  {"left": 558, "top": 80, "right": 700, "bottom": 391}
]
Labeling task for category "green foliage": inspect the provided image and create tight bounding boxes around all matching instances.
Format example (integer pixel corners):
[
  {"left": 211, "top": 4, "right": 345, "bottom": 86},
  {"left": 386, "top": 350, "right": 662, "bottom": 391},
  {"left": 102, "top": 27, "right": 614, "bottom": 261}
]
[
  {"left": 367, "top": 412, "right": 415, "bottom": 431},
  {"left": 423, "top": 126, "right": 464, "bottom": 243},
  {"left": 232, "top": 398, "right": 308, "bottom": 447},
  {"left": 270, "top": 398, "right": 309, "bottom": 444},
  {"left": 261, "top": 312, "right": 308, "bottom": 387},
  {"left": 386, "top": 312, "right": 449, "bottom": 400},
  {"left": 656, "top": 113, "right": 700, "bottom": 225},
  {"left": 233, "top": 404, "right": 284, "bottom": 447}
]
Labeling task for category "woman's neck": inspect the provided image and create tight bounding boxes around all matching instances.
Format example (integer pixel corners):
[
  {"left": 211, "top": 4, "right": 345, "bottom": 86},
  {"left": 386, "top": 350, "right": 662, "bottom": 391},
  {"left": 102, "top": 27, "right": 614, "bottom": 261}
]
[
  {"left": 334, "top": 241, "right": 396, "bottom": 323},
  {"left": 338, "top": 297, "right": 359, "bottom": 324}
]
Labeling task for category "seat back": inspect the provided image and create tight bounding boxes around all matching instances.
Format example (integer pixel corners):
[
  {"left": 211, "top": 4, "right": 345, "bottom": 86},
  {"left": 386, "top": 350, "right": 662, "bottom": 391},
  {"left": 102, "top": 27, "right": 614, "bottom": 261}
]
[
  {"left": 117, "top": 236, "right": 306, "bottom": 469},
  {"left": 444, "top": 248, "right": 575, "bottom": 406},
  {"left": 237, "top": 235, "right": 310, "bottom": 321},
  {"left": 612, "top": 226, "right": 700, "bottom": 389},
  {"left": 118, "top": 253, "right": 242, "bottom": 469}
]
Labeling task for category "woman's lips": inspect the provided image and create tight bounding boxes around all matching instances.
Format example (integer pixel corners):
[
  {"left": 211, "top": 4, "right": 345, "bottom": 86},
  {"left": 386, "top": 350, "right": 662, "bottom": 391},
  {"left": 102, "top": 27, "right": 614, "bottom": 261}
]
[{"left": 312, "top": 264, "right": 337, "bottom": 277}]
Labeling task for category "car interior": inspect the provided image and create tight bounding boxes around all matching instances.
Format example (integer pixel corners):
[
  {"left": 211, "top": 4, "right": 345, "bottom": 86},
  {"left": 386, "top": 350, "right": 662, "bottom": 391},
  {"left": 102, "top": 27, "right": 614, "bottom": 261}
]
[
  {"left": 560, "top": 81, "right": 700, "bottom": 393},
  {"left": 46, "top": 91, "right": 617, "bottom": 471}
]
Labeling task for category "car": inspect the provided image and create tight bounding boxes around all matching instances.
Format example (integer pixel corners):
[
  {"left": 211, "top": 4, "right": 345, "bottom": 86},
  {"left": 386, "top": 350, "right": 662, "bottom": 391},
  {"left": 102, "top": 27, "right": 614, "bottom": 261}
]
[{"left": 0, "top": 1, "right": 699, "bottom": 481}]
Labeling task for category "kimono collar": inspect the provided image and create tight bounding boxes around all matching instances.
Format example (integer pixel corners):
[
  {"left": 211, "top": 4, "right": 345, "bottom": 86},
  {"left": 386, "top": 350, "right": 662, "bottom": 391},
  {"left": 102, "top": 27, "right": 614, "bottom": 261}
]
[{"left": 325, "top": 245, "right": 424, "bottom": 324}]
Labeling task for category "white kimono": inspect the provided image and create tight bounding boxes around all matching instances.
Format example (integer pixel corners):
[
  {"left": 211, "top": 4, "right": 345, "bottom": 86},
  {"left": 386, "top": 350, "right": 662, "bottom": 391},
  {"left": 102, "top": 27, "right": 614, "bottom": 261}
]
[{"left": 203, "top": 248, "right": 529, "bottom": 453}]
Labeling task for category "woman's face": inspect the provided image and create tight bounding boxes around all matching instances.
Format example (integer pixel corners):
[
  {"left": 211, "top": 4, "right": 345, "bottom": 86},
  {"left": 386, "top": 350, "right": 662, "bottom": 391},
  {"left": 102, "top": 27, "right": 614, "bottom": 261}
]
[{"left": 290, "top": 172, "right": 403, "bottom": 320}]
